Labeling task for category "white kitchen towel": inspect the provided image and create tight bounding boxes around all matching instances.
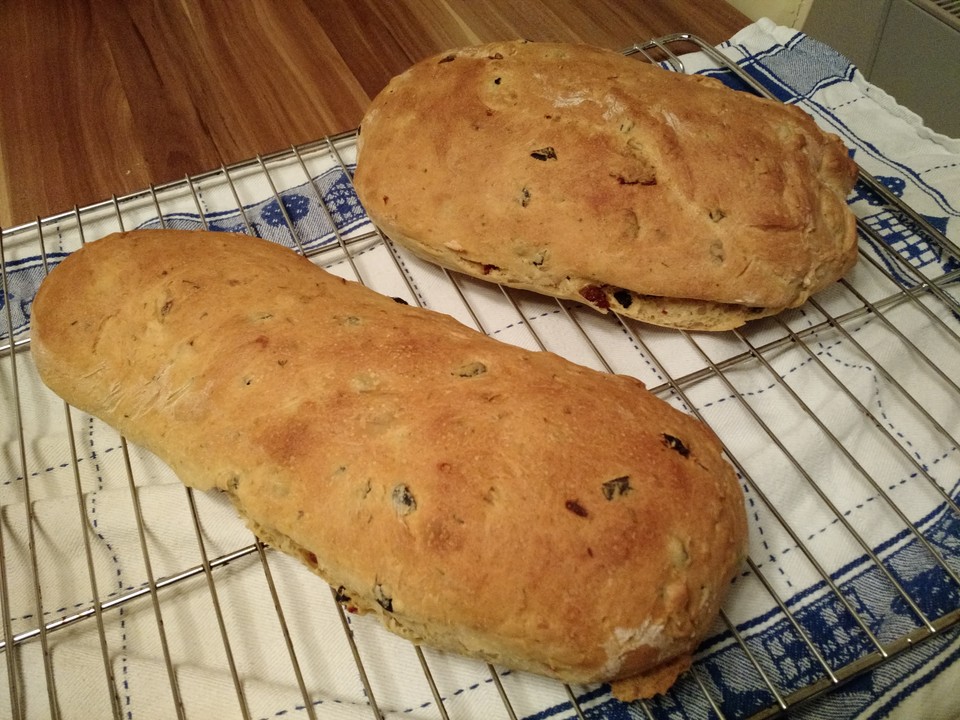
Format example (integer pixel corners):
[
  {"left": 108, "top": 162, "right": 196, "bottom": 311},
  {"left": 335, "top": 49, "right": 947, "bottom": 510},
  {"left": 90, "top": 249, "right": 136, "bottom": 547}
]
[{"left": 1, "top": 17, "right": 958, "bottom": 720}]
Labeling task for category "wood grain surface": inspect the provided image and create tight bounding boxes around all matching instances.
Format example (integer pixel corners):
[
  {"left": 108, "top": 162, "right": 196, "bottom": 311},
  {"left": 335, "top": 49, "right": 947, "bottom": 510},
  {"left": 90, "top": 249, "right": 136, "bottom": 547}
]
[{"left": 0, "top": 0, "right": 749, "bottom": 228}]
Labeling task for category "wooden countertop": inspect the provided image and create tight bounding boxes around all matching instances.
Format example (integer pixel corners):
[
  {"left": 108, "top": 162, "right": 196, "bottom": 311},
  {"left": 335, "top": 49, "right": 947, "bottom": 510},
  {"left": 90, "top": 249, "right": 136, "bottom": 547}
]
[{"left": 0, "top": 1, "right": 749, "bottom": 229}]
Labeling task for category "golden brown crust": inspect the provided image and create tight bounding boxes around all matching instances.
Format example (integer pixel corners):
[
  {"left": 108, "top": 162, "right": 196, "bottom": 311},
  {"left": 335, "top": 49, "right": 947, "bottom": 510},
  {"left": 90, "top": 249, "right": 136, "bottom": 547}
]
[
  {"left": 30, "top": 229, "right": 747, "bottom": 693},
  {"left": 353, "top": 40, "right": 859, "bottom": 330}
]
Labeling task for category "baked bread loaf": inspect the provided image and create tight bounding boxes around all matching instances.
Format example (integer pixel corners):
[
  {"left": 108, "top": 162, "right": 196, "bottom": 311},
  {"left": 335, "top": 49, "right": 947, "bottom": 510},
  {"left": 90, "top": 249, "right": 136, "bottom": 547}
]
[
  {"left": 353, "top": 40, "right": 859, "bottom": 331},
  {"left": 30, "top": 229, "right": 747, "bottom": 699}
]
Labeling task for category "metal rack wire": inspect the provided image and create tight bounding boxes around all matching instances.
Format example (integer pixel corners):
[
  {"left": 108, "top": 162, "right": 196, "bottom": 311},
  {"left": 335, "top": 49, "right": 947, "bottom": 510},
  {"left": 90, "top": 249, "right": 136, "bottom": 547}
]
[{"left": 1, "top": 34, "right": 958, "bottom": 720}]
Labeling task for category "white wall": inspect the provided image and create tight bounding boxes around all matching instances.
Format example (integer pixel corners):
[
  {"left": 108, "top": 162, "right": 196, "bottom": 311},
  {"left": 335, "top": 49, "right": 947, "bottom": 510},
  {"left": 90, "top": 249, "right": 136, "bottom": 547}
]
[{"left": 725, "top": 0, "right": 814, "bottom": 28}]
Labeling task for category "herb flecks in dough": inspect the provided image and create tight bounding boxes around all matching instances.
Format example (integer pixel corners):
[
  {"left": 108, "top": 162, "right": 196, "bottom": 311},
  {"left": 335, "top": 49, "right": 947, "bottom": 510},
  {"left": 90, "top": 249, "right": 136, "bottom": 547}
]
[
  {"left": 602, "top": 476, "right": 632, "bottom": 500},
  {"left": 662, "top": 434, "right": 691, "bottom": 457},
  {"left": 455, "top": 361, "right": 487, "bottom": 378},
  {"left": 392, "top": 484, "right": 417, "bottom": 515},
  {"left": 530, "top": 147, "right": 557, "bottom": 161},
  {"left": 374, "top": 584, "right": 394, "bottom": 612}
]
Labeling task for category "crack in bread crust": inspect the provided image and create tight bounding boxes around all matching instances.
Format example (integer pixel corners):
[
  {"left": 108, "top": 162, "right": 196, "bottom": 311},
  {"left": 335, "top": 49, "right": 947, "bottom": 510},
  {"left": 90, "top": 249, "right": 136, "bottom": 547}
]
[{"left": 384, "top": 224, "right": 781, "bottom": 331}]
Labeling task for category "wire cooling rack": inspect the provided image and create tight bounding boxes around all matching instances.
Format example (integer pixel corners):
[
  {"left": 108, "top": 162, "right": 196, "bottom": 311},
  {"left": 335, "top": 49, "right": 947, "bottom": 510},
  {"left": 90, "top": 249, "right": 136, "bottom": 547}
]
[{"left": 1, "top": 34, "right": 958, "bottom": 720}]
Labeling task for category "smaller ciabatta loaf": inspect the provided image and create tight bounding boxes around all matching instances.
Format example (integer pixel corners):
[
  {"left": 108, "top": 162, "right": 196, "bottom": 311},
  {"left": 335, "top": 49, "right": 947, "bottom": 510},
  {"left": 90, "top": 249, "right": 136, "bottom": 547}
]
[
  {"left": 30, "top": 230, "right": 747, "bottom": 699},
  {"left": 353, "top": 40, "right": 859, "bottom": 331}
]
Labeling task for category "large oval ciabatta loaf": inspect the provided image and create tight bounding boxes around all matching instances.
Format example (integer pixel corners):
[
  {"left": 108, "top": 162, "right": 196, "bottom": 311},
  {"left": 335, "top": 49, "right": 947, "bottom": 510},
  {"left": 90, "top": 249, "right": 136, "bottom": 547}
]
[
  {"left": 353, "top": 40, "right": 859, "bottom": 331},
  {"left": 30, "top": 229, "right": 747, "bottom": 699}
]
